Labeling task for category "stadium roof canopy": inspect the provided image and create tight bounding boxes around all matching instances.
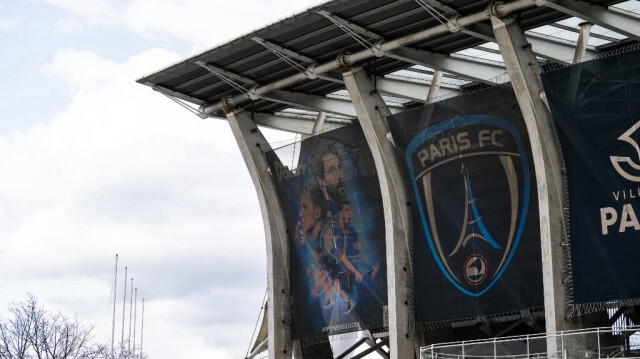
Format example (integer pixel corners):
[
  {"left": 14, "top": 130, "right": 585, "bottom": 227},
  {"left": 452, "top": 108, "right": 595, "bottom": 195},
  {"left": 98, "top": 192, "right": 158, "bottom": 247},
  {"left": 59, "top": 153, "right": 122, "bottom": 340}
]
[{"left": 137, "top": 0, "right": 640, "bottom": 135}]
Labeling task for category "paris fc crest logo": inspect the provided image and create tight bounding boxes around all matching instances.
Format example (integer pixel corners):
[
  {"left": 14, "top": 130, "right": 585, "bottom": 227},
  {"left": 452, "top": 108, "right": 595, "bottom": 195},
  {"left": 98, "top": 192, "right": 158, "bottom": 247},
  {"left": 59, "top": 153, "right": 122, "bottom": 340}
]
[{"left": 406, "top": 115, "right": 531, "bottom": 297}]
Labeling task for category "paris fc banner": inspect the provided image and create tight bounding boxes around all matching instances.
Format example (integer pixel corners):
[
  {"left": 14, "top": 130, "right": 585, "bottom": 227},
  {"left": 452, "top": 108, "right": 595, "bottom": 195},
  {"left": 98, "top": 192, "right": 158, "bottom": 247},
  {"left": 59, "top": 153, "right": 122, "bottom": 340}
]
[
  {"left": 388, "top": 85, "right": 544, "bottom": 324},
  {"left": 265, "top": 124, "right": 388, "bottom": 340},
  {"left": 541, "top": 49, "right": 640, "bottom": 306}
]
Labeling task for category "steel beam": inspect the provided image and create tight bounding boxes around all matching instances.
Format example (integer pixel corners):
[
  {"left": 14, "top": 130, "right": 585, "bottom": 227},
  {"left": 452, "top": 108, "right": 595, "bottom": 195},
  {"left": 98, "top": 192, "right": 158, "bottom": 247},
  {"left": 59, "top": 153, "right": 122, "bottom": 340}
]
[
  {"left": 376, "top": 75, "right": 462, "bottom": 103},
  {"left": 199, "top": 0, "right": 541, "bottom": 116},
  {"left": 409, "top": 2, "right": 593, "bottom": 64},
  {"left": 261, "top": 90, "right": 358, "bottom": 117},
  {"left": 335, "top": 337, "right": 369, "bottom": 359},
  {"left": 317, "top": 10, "right": 505, "bottom": 86},
  {"left": 222, "top": 106, "right": 291, "bottom": 359},
  {"left": 388, "top": 32, "right": 593, "bottom": 79},
  {"left": 254, "top": 112, "right": 324, "bottom": 134},
  {"left": 549, "top": 22, "right": 621, "bottom": 43},
  {"left": 491, "top": 13, "right": 575, "bottom": 353},
  {"left": 388, "top": 47, "right": 506, "bottom": 84},
  {"left": 317, "top": 9, "right": 506, "bottom": 83},
  {"left": 543, "top": 0, "right": 640, "bottom": 41},
  {"left": 260, "top": 89, "right": 406, "bottom": 117},
  {"left": 250, "top": 112, "right": 349, "bottom": 134},
  {"left": 341, "top": 65, "right": 414, "bottom": 359},
  {"left": 526, "top": 31, "right": 596, "bottom": 63},
  {"left": 352, "top": 338, "right": 390, "bottom": 359}
]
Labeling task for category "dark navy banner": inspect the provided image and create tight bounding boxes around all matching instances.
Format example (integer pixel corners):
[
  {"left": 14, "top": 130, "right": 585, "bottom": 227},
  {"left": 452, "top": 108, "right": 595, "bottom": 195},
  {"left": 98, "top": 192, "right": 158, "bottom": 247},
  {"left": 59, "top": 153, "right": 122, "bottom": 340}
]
[
  {"left": 541, "top": 49, "right": 640, "bottom": 305},
  {"left": 389, "top": 85, "right": 543, "bottom": 324},
  {"left": 266, "top": 124, "right": 387, "bottom": 340}
]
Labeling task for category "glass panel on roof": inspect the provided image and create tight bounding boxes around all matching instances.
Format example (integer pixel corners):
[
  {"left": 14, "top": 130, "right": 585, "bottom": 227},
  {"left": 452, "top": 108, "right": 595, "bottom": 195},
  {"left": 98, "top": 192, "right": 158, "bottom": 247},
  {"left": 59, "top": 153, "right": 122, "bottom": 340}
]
[
  {"left": 381, "top": 95, "right": 411, "bottom": 104},
  {"left": 281, "top": 108, "right": 318, "bottom": 115},
  {"left": 391, "top": 69, "right": 434, "bottom": 82},
  {"left": 454, "top": 48, "right": 504, "bottom": 63},
  {"left": 590, "top": 24, "right": 628, "bottom": 40},
  {"left": 441, "top": 77, "right": 471, "bottom": 86},
  {"left": 409, "top": 65, "right": 435, "bottom": 73},
  {"left": 588, "top": 37, "right": 612, "bottom": 47},
  {"left": 555, "top": 17, "right": 584, "bottom": 28},
  {"left": 611, "top": 1, "right": 640, "bottom": 13},
  {"left": 330, "top": 89, "right": 349, "bottom": 97},
  {"left": 481, "top": 42, "right": 500, "bottom": 51},
  {"left": 530, "top": 24, "right": 580, "bottom": 42}
]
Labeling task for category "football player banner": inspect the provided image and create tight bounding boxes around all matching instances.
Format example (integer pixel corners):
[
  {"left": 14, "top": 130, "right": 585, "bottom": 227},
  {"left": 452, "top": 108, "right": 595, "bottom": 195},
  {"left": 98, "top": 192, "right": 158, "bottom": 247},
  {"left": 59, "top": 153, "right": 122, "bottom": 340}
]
[
  {"left": 540, "top": 49, "right": 640, "bottom": 306},
  {"left": 265, "top": 124, "right": 388, "bottom": 340},
  {"left": 388, "top": 84, "right": 544, "bottom": 324}
]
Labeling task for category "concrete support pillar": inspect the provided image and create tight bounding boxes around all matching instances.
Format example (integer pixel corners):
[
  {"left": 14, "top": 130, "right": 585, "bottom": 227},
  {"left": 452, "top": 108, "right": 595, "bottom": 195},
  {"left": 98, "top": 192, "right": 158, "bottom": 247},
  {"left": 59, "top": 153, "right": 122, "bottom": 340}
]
[
  {"left": 490, "top": 14, "right": 575, "bottom": 353},
  {"left": 425, "top": 70, "right": 444, "bottom": 104},
  {"left": 311, "top": 111, "right": 327, "bottom": 136},
  {"left": 223, "top": 104, "right": 291, "bottom": 359},
  {"left": 340, "top": 65, "right": 415, "bottom": 359},
  {"left": 573, "top": 22, "right": 592, "bottom": 64}
]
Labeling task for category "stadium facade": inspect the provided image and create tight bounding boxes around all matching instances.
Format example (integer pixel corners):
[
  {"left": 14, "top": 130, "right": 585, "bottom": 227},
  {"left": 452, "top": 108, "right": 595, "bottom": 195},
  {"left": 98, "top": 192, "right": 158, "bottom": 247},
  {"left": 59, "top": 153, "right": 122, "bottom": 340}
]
[{"left": 137, "top": 0, "right": 640, "bottom": 357}]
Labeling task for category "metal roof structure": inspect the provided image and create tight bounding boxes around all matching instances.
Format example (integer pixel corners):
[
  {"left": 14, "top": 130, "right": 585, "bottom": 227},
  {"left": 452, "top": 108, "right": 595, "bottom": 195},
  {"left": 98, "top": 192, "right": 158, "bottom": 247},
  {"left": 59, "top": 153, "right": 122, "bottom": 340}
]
[{"left": 137, "top": 0, "right": 640, "bottom": 135}]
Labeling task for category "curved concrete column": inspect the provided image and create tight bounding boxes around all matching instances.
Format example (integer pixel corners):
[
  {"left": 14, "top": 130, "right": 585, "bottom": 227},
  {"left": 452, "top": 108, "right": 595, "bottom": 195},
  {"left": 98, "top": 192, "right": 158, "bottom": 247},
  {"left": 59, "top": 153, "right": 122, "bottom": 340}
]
[
  {"left": 491, "top": 14, "right": 577, "bottom": 353},
  {"left": 341, "top": 65, "right": 415, "bottom": 359},
  {"left": 223, "top": 105, "right": 291, "bottom": 359}
]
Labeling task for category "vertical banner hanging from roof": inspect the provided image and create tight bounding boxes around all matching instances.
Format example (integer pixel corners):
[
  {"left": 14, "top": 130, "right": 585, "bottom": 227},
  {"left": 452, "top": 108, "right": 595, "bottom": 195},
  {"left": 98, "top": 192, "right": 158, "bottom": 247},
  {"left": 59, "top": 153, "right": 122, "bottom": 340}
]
[
  {"left": 266, "top": 124, "right": 388, "bottom": 341},
  {"left": 388, "top": 84, "right": 544, "bottom": 325},
  {"left": 540, "top": 49, "right": 640, "bottom": 307}
]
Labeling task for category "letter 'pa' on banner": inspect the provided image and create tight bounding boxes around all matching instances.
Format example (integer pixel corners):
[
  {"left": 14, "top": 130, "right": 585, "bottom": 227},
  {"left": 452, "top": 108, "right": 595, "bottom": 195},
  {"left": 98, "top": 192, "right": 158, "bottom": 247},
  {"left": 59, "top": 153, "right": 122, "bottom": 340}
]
[
  {"left": 265, "top": 124, "right": 388, "bottom": 342},
  {"left": 388, "top": 85, "right": 544, "bottom": 325},
  {"left": 541, "top": 49, "right": 640, "bottom": 307}
]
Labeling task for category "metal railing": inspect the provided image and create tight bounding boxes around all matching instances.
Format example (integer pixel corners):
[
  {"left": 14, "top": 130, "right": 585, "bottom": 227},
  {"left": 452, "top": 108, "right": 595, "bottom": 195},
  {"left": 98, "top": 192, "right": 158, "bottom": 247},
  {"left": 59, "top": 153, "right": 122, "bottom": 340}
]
[{"left": 421, "top": 326, "right": 640, "bottom": 359}]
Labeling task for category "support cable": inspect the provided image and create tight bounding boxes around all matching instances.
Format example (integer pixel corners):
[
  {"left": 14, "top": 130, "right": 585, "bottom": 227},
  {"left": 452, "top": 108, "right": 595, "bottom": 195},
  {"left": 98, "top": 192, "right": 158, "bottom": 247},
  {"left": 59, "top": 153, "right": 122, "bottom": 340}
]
[
  {"left": 151, "top": 85, "right": 205, "bottom": 118},
  {"left": 252, "top": 37, "right": 343, "bottom": 84},
  {"left": 318, "top": 10, "right": 384, "bottom": 57},
  {"left": 245, "top": 287, "right": 268, "bottom": 359},
  {"left": 193, "top": 61, "right": 259, "bottom": 101},
  {"left": 414, "top": 0, "right": 461, "bottom": 32},
  {"left": 154, "top": 88, "right": 202, "bottom": 118},
  {"left": 291, "top": 133, "right": 298, "bottom": 170},
  {"left": 253, "top": 37, "right": 309, "bottom": 74}
]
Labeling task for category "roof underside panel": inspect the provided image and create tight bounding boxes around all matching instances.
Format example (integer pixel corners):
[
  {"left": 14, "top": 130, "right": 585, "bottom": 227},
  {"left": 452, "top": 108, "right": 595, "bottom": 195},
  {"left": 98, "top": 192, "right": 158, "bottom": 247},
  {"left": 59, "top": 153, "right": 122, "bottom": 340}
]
[{"left": 138, "top": 0, "right": 637, "bottom": 130}]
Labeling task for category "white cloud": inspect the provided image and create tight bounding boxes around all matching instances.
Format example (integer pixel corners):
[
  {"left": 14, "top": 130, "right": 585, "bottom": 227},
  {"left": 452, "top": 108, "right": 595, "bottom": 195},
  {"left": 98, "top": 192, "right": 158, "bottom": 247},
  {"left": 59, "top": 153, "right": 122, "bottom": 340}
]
[
  {"left": 0, "top": 17, "right": 21, "bottom": 30},
  {"left": 40, "top": 0, "right": 323, "bottom": 52},
  {"left": 40, "top": 0, "right": 121, "bottom": 24},
  {"left": 0, "top": 48, "right": 267, "bottom": 359},
  {"left": 55, "top": 17, "right": 84, "bottom": 34},
  {"left": 40, "top": 50, "right": 122, "bottom": 93},
  {"left": 2, "top": 0, "right": 323, "bottom": 356},
  {"left": 123, "top": 0, "right": 324, "bottom": 51}
]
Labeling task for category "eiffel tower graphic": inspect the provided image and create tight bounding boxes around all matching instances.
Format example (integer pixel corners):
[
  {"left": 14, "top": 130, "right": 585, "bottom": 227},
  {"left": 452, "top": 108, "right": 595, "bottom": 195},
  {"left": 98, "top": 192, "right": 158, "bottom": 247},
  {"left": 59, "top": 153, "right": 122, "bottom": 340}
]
[{"left": 449, "top": 165, "right": 503, "bottom": 258}]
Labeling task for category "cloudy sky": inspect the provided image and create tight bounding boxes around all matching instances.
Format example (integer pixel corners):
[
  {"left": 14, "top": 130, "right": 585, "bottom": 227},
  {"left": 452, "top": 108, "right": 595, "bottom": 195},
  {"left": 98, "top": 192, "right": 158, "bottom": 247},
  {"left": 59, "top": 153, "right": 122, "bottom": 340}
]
[{"left": 0, "top": 0, "right": 322, "bottom": 358}]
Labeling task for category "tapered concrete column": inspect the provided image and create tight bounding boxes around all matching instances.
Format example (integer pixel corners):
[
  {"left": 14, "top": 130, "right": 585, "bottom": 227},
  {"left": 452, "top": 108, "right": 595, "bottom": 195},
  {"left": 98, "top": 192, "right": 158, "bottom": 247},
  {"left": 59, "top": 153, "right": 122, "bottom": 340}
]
[
  {"left": 223, "top": 104, "right": 291, "bottom": 359},
  {"left": 491, "top": 14, "right": 576, "bottom": 352},
  {"left": 573, "top": 22, "right": 592, "bottom": 64},
  {"left": 425, "top": 70, "right": 444, "bottom": 104},
  {"left": 341, "top": 65, "right": 415, "bottom": 359}
]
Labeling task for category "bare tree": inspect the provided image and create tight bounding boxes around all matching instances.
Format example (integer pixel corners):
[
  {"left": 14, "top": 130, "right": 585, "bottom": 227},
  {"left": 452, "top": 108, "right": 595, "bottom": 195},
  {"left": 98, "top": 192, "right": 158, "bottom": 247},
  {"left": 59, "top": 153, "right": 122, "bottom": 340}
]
[
  {"left": 0, "top": 295, "right": 37, "bottom": 359},
  {"left": 0, "top": 295, "right": 98, "bottom": 359},
  {"left": 93, "top": 343, "right": 146, "bottom": 359}
]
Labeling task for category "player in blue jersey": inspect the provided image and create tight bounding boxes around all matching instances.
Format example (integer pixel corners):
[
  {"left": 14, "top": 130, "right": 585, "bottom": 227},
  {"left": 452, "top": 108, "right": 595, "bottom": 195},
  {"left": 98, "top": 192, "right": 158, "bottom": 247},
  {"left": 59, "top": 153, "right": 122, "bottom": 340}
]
[{"left": 313, "top": 149, "right": 346, "bottom": 220}]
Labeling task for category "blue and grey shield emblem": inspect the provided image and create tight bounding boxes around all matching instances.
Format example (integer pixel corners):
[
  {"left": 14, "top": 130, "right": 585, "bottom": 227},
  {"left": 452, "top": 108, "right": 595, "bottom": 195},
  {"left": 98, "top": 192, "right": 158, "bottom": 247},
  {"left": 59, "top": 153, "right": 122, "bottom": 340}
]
[{"left": 406, "top": 115, "right": 531, "bottom": 297}]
